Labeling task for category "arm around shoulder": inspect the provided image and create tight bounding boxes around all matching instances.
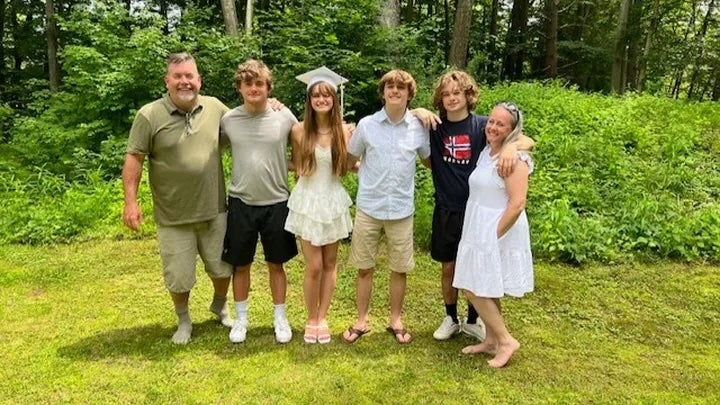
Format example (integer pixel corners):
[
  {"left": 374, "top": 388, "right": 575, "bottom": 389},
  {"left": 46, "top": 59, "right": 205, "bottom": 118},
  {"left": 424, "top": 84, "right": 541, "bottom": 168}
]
[
  {"left": 288, "top": 123, "right": 303, "bottom": 173},
  {"left": 514, "top": 134, "right": 535, "bottom": 152}
]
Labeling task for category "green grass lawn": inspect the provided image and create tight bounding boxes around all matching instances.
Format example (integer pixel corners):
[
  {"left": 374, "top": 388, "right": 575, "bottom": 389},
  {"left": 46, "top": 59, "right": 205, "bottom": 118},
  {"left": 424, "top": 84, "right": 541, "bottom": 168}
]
[{"left": 1, "top": 239, "right": 718, "bottom": 403}]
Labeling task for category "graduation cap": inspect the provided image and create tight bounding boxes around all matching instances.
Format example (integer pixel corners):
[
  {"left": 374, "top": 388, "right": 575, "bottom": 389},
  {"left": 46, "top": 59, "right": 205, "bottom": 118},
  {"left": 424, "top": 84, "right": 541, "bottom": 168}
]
[{"left": 296, "top": 66, "right": 349, "bottom": 115}]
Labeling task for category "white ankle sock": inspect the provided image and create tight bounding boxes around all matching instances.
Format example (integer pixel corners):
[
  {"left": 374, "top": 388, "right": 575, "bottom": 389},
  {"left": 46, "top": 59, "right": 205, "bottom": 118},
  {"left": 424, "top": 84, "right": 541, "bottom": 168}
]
[
  {"left": 234, "top": 300, "right": 248, "bottom": 321},
  {"left": 274, "top": 303, "right": 286, "bottom": 320}
]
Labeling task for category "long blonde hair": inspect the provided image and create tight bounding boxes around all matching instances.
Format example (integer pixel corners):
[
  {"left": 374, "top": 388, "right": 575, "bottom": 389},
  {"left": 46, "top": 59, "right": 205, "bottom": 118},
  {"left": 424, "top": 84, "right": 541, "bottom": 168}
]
[{"left": 298, "top": 82, "right": 348, "bottom": 177}]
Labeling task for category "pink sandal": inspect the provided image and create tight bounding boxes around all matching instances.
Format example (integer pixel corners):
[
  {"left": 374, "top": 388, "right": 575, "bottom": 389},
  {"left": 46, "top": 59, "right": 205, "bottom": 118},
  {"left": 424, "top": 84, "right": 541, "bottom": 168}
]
[
  {"left": 317, "top": 322, "right": 331, "bottom": 344},
  {"left": 304, "top": 324, "right": 318, "bottom": 344}
]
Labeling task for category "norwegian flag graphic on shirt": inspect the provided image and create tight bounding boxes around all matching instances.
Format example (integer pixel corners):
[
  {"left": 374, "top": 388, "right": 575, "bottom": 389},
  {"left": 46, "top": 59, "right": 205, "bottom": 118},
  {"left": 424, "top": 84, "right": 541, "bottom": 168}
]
[{"left": 443, "top": 134, "right": 471, "bottom": 162}]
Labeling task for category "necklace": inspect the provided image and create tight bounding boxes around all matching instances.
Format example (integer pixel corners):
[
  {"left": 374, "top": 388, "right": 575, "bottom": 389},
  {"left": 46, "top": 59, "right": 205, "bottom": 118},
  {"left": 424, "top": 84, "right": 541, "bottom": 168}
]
[{"left": 317, "top": 127, "right": 332, "bottom": 135}]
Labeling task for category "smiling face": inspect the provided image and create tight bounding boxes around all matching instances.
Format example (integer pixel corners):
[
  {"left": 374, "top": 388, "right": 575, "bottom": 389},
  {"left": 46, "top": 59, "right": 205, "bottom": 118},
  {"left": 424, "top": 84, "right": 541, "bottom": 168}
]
[
  {"left": 164, "top": 60, "right": 202, "bottom": 111},
  {"left": 238, "top": 78, "right": 270, "bottom": 107},
  {"left": 309, "top": 82, "right": 337, "bottom": 114},
  {"left": 440, "top": 81, "right": 468, "bottom": 117},
  {"left": 378, "top": 70, "right": 416, "bottom": 110},
  {"left": 485, "top": 106, "right": 515, "bottom": 146},
  {"left": 382, "top": 82, "right": 411, "bottom": 109}
]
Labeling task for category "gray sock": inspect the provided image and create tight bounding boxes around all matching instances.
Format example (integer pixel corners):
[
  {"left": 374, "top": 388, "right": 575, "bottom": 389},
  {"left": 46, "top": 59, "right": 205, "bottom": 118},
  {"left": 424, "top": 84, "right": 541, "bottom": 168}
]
[
  {"left": 172, "top": 306, "right": 192, "bottom": 345},
  {"left": 210, "top": 295, "right": 233, "bottom": 327}
]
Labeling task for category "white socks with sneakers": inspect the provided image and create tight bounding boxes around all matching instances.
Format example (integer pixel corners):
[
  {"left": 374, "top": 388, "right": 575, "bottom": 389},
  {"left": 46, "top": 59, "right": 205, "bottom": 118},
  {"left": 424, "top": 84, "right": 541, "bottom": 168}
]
[
  {"left": 274, "top": 303, "right": 287, "bottom": 321},
  {"left": 234, "top": 300, "right": 248, "bottom": 321}
]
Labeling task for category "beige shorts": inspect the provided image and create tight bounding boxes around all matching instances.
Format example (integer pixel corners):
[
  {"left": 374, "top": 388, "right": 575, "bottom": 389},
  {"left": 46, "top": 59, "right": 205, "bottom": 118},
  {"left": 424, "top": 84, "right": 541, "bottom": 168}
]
[
  {"left": 157, "top": 212, "right": 233, "bottom": 293},
  {"left": 349, "top": 209, "right": 414, "bottom": 273}
]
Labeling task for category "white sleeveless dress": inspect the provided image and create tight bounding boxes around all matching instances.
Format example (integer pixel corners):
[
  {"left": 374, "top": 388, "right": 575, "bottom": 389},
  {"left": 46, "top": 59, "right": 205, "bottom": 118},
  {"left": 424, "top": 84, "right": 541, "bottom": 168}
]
[
  {"left": 452, "top": 146, "right": 534, "bottom": 298},
  {"left": 285, "top": 145, "right": 353, "bottom": 246}
]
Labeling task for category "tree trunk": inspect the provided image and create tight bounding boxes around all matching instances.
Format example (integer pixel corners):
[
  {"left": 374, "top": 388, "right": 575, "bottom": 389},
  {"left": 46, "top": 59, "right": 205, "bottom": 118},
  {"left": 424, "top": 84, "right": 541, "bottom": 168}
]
[
  {"left": 245, "top": 0, "right": 254, "bottom": 35},
  {"left": 0, "top": 0, "right": 5, "bottom": 90},
  {"left": 670, "top": 0, "right": 698, "bottom": 98},
  {"left": 45, "top": 0, "right": 59, "bottom": 92},
  {"left": 711, "top": 69, "right": 720, "bottom": 101},
  {"left": 485, "top": 0, "right": 499, "bottom": 82},
  {"left": 502, "top": 0, "right": 531, "bottom": 80},
  {"left": 637, "top": 0, "right": 660, "bottom": 93},
  {"left": 380, "top": 0, "right": 400, "bottom": 27},
  {"left": 625, "top": 0, "right": 643, "bottom": 90},
  {"left": 611, "top": 0, "right": 631, "bottom": 94},
  {"left": 544, "top": 0, "right": 558, "bottom": 78},
  {"left": 448, "top": 0, "right": 473, "bottom": 68},
  {"left": 402, "top": 0, "right": 415, "bottom": 22},
  {"left": 568, "top": 1, "right": 588, "bottom": 41},
  {"left": 9, "top": 0, "right": 21, "bottom": 72},
  {"left": 221, "top": 0, "right": 239, "bottom": 36},
  {"left": 443, "top": 0, "right": 450, "bottom": 64},
  {"left": 687, "top": 0, "right": 715, "bottom": 99}
]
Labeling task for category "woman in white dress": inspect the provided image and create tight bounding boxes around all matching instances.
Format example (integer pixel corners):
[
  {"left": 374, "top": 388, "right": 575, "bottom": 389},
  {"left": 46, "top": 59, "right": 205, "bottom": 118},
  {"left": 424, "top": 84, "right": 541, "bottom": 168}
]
[
  {"left": 452, "top": 102, "right": 534, "bottom": 367},
  {"left": 285, "top": 71, "right": 352, "bottom": 344}
]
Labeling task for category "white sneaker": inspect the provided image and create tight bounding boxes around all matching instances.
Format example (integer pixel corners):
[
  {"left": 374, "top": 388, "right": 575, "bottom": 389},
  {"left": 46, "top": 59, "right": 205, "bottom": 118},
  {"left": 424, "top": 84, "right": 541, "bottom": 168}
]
[
  {"left": 461, "top": 318, "right": 486, "bottom": 341},
  {"left": 229, "top": 318, "right": 248, "bottom": 343},
  {"left": 274, "top": 318, "right": 292, "bottom": 344},
  {"left": 433, "top": 316, "right": 460, "bottom": 340}
]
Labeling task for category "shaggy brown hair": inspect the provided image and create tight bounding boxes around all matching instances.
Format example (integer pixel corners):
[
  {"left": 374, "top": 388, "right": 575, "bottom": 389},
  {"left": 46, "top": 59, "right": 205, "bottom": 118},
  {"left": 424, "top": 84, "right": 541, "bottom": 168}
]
[{"left": 431, "top": 70, "right": 479, "bottom": 118}]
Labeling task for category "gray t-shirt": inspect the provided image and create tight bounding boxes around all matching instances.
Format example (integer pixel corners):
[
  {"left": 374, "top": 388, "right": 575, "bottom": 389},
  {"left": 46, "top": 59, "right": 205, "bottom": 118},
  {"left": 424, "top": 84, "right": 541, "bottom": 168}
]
[{"left": 221, "top": 105, "right": 298, "bottom": 205}]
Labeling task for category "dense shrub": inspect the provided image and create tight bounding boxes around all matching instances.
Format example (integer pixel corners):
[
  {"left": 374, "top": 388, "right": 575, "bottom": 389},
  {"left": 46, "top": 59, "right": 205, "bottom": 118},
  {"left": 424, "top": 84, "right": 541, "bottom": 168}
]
[
  {"left": 7, "top": 0, "right": 260, "bottom": 181},
  {"left": 0, "top": 168, "right": 154, "bottom": 244},
  {"left": 3, "top": 80, "right": 719, "bottom": 264},
  {"left": 466, "top": 82, "right": 720, "bottom": 263}
]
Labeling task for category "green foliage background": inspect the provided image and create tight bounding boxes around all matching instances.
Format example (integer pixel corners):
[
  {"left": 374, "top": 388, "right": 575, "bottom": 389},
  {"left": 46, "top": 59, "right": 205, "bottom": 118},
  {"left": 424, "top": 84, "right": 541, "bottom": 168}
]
[
  {"left": 1, "top": 0, "right": 720, "bottom": 264},
  {"left": 3, "top": 80, "right": 719, "bottom": 264}
]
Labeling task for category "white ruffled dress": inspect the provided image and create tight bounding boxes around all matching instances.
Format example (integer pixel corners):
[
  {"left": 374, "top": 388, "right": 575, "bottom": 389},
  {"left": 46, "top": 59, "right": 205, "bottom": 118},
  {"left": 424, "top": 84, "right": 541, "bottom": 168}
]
[
  {"left": 285, "top": 145, "right": 353, "bottom": 246},
  {"left": 452, "top": 146, "right": 534, "bottom": 298}
]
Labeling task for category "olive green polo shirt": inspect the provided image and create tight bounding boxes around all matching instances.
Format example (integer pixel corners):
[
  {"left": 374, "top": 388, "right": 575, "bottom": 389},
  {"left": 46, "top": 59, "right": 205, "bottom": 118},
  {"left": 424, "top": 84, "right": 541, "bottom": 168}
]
[{"left": 127, "top": 94, "right": 229, "bottom": 226}]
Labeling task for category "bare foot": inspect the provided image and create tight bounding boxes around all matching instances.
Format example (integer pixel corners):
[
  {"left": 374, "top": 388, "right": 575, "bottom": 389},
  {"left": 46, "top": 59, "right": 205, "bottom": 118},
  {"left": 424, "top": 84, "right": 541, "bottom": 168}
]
[
  {"left": 342, "top": 321, "right": 369, "bottom": 343},
  {"left": 317, "top": 321, "right": 331, "bottom": 344},
  {"left": 304, "top": 323, "right": 318, "bottom": 344},
  {"left": 386, "top": 325, "right": 412, "bottom": 344},
  {"left": 461, "top": 340, "right": 497, "bottom": 355},
  {"left": 487, "top": 338, "right": 520, "bottom": 368}
]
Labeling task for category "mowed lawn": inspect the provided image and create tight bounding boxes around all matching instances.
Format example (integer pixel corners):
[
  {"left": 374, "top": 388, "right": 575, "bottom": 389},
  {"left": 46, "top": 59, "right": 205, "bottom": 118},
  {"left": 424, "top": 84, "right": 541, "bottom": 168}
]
[{"left": 0, "top": 239, "right": 718, "bottom": 403}]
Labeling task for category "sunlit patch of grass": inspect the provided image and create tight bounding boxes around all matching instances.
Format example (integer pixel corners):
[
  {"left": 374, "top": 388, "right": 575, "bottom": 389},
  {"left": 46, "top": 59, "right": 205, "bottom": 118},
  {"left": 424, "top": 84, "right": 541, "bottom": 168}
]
[{"left": 0, "top": 241, "right": 718, "bottom": 402}]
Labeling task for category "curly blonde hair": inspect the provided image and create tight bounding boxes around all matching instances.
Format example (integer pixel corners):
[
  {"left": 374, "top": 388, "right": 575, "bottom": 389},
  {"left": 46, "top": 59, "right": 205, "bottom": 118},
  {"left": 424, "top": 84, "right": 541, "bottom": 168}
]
[{"left": 431, "top": 70, "right": 479, "bottom": 118}]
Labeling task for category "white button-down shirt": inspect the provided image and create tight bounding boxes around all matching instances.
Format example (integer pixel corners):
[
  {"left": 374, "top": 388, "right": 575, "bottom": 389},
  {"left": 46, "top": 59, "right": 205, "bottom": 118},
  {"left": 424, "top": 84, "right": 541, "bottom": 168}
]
[{"left": 348, "top": 108, "right": 430, "bottom": 220}]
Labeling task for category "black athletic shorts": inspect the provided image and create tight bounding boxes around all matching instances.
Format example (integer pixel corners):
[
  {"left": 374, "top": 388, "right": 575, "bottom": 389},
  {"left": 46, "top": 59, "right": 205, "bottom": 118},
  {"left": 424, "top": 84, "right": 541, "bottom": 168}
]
[
  {"left": 430, "top": 206, "right": 465, "bottom": 263},
  {"left": 222, "top": 197, "right": 298, "bottom": 267}
]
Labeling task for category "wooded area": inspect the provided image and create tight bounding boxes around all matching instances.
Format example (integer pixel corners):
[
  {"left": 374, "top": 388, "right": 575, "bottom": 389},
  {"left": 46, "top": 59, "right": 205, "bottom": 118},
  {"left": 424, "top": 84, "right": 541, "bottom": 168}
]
[
  {"left": 1, "top": 0, "right": 719, "bottom": 175},
  {"left": 1, "top": 0, "right": 720, "bottom": 168},
  {"left": 1, "top": 0, "right": 719, "bottom": 110},
  {"left": 1, "top": 0, "right": 719, "bottom": 262},
  {"left": 1, "top": 0, "right": 718, "bottom": 213}
]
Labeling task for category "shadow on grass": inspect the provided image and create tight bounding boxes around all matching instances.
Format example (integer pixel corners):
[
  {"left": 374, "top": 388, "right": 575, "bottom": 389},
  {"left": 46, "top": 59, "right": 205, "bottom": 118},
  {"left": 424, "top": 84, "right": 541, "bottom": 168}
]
[{"left": 57, "top": 320, "right": 409, "bottom": 364}]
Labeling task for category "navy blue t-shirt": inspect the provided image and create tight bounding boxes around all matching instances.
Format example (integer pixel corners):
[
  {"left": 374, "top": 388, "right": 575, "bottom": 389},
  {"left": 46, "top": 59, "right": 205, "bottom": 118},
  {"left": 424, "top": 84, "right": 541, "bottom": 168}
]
[{"left": 429, "top": 113, "right": 488, "bottom": 211}]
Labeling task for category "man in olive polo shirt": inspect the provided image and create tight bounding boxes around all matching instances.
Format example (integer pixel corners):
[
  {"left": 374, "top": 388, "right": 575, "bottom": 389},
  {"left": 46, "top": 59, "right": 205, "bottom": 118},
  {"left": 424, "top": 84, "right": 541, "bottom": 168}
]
[{"left": 122, "top": 52, "right": 233, "bottom": 345}]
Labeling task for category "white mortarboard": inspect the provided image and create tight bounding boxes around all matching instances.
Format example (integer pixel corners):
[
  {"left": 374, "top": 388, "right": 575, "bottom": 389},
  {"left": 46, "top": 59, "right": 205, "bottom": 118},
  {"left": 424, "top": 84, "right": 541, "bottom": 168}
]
[{"left": 296, "top": 66, "right": 349, "bottom": 115}]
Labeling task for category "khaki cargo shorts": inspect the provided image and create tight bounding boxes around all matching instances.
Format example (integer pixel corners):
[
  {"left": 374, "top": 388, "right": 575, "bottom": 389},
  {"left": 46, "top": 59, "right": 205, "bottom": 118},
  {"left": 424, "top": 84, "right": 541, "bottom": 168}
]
[
  {"left": 157, "top": 213, "right": 233, "bottom": 293},
  {"left": 349, "top": 209, "right": 414, "bottom": 273}
]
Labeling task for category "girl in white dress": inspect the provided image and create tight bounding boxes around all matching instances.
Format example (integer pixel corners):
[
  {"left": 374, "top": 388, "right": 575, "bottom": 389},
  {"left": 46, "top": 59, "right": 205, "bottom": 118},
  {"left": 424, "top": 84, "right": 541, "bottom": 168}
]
[
  {"left": 285, "top": 72, "right": 352, "bottom": 344},
  {"left": 452, "top": 102, "right": 534, "bottom": 367}
]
